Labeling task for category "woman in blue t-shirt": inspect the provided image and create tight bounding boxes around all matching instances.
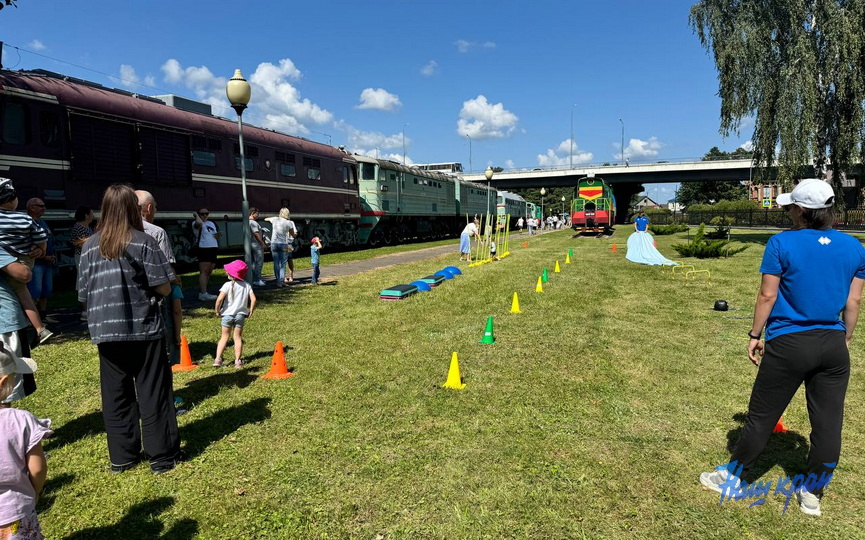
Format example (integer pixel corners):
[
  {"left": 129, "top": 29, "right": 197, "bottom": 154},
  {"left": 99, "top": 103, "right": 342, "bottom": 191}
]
[{"left": 700, "top": 179, "right": 865, "bottom": 516}]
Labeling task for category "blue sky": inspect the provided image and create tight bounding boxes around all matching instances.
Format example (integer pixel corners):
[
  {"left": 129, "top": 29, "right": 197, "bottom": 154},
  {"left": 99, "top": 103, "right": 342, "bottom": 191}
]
[{"left": 0, "top": 0, "right": 751, "bottom": 203}]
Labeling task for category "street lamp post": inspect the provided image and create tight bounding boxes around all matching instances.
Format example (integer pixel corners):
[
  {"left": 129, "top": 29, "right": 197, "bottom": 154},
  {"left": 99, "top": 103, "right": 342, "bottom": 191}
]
[
  {"left": 561, "top": 195, "right": 566, "bottom": 217},
  {"left": 226, "top": 69, "right": 252, "bottom": 275},
  {"left": 570, "top": 104, "right": 576, "bottom": 169},
  {"left": 466, "top": 134, "right": 472, "bottom": 173},
  {"left": 540, "top": 187, "right": 546, "bottom": 228},
  {"left": 619, "top": 118, "right": 625, "bottom": 166},
  {"left": 402, "top": 123, "right": 409, "bottom": 165},
  {"left": 484, "top": 166, "right": 494, "bottom": 219}
]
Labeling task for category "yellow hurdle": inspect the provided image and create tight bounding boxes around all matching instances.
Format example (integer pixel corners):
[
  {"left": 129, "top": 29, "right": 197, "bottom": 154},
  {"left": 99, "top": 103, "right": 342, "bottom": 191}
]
[
  {"left": 671, "top": 265, "right": 695, "bottom": 276},
  {"left": 686, "top": 269, "right": 712, "bottom": 283}
]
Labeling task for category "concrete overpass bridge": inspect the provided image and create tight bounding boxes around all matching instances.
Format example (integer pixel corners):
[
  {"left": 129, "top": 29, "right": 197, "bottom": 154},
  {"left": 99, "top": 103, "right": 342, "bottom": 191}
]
[{"left": 461, "top": 158, "right": 771, "bottom": 222}]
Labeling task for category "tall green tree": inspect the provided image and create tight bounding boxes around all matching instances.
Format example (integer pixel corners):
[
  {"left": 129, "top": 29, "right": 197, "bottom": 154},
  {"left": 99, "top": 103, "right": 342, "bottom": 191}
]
[{"left": 690, "top": 1, "right": 865, "bottom": 187}]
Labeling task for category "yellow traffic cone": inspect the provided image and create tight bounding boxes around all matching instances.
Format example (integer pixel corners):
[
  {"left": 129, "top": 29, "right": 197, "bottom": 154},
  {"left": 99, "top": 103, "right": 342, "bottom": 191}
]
[
  {"left": 443, "top": 352, "right": 466, "bottom": 389},
  {"left": 554, "top": 261, "right": 561, "bottom": 273},
  {"left": 535, "top": 276, "right": 543, "bottom": 293},
  {"left": 565, "top": 253, "right": 571, "bottom": 264},
  {"left": 510, "top": 292, "right": 521, "bottom": 313}
]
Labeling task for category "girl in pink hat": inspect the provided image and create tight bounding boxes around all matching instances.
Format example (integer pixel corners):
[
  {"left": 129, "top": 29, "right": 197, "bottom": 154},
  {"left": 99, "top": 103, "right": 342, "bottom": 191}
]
[{"left": 213, "top": 260, "right": 256, "bottom": 368}]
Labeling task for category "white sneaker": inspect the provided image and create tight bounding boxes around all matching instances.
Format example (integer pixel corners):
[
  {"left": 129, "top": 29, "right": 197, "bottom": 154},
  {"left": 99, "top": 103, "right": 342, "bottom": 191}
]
[
  {"left": 254, "top": 280, "right": 266, "bottom": 287},
  {"left": 699, "top": 468, "right": 740, "bottom": 495},
  {"left": 199, "top": 292, "right": 217, "bottom": 301},
  {"left": 797, "top": 490, "right": 822, "bottom": 516}
]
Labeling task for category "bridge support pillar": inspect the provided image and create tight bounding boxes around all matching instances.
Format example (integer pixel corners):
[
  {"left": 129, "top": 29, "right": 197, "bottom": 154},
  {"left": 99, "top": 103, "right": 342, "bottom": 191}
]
[{"left": 612, "top": 182, "right": 645, "bottom": 224}]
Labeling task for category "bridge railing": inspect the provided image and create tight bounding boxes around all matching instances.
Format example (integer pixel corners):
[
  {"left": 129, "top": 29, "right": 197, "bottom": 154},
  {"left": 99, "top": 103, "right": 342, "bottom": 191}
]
[{"left": 646, "top": 208, "right": 865, "bottom": 231}]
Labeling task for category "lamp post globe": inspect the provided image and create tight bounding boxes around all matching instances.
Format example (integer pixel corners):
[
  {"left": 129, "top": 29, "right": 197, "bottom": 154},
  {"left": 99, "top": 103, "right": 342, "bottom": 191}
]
[
  {"left": 484, "top": 166, "right": 494, "bottom": 219},
  {"left": 540, "top": 187, "right": 546, "bottom": 227},
  {"left": 226, "top": 69, "right": 252, "bottom": 276}
]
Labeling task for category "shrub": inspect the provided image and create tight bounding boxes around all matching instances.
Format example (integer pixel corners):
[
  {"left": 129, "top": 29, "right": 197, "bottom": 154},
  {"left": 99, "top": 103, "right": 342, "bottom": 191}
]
[
  {"left": 649, "top": 223, "right": 688, "bottom": 235},
  {"left": 705, "top": 216, "right": 734, "bottom": 239},
  {"left": 672, "top": 223, "right": 748, "bottom": 258}
]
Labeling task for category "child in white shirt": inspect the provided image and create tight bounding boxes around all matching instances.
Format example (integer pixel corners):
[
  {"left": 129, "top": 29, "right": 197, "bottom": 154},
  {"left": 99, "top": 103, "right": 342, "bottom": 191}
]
[{"left": 213, "top": 260, "right": 256, "bottom": 368}]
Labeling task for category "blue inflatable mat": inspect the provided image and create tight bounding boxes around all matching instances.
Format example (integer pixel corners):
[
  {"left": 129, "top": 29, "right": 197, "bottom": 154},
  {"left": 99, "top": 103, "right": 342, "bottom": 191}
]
[{"left": 410, "top": 280, "right": 432, "bottom": 292}]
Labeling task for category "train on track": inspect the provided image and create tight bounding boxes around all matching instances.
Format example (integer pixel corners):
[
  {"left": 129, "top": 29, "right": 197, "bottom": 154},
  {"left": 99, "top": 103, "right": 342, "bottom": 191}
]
[
  {"left": 569, "top": 176, "right": 616, "bottom": 234},
  {"left": 0, "top": 69, "right": 537, "bottom": 269}
]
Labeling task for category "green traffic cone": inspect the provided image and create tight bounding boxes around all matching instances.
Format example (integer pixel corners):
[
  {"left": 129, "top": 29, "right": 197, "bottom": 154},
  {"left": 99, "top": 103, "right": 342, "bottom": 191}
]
[
  {"left": 479, "top": 315, "right": 496, "bottom": 344},
  {"left": 542, "top": 268, "right": 549, "bottom": 283},
  {"left": 568, "top": 247, "right": 573, "bottom": 258}
]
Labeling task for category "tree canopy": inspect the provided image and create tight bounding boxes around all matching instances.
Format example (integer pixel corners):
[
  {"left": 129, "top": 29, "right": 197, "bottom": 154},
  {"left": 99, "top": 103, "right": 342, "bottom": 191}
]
[
  {"left": 675, "top": 147, "right": 750, "bottom": 206},
  {"left": 690, "top": 1, "right": 865, "bottom": 186}
]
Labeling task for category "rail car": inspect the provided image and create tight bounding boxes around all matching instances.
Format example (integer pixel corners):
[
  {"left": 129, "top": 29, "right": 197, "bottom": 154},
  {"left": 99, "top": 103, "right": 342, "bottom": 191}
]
[
  {"left": 496, "top": 191, "right": 528, "bottom": 228},
  {"left": 570, "top": 176, "right": 616, "bottom": 234},
  {"left": 0, "top": 68, "right": 498, "bottom": 264}
]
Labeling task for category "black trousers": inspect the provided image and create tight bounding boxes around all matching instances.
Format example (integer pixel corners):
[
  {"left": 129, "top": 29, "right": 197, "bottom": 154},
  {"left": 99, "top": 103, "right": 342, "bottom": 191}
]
[
  {"left": 731, "top": 329, "right": 849, "bottom": 486},
  {"left": 98, "top": 338, "right": 180, "bottom": 466}
]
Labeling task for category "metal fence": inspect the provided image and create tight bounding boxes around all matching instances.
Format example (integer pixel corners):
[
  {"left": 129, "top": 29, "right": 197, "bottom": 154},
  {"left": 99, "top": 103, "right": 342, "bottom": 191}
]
[{"left": 646, "top": 208, "right": 865, "bottom": 231}]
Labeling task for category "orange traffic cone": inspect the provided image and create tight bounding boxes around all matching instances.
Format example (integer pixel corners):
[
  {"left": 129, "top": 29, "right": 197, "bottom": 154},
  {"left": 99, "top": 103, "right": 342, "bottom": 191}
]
[
  {"left": 523, "top": 241, "right": 528, "bottom": 248},
  {"left": 773, "top": 417, "right": 788, "bottom": 434},
  {"left": 611, "top": 243, "right": 617, "bottom": 253},
  {"left": 263, "top": 341, "right": 294, "bottom": 379},
  {"left": 172, "top": 336, "right": 199, "bottom": 372},
  {"left": 654, "top": 240, "right": 657, "bottom": 247}
]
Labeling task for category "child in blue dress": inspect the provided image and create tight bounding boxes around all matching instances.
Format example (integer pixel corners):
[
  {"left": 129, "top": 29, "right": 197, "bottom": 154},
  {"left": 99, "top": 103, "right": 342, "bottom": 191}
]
[{"left": 310, "top": 237, "right": 322, "bottom": 284}]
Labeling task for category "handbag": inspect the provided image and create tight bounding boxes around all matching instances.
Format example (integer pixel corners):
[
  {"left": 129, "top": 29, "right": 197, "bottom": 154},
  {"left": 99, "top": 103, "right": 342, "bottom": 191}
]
[{"left": 189, "top": 221, "right": 203, "bottom": 258}]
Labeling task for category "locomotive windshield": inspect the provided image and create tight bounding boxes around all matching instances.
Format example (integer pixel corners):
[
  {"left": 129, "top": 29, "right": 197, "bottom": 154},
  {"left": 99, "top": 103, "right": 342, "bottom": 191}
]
[{"left": 361, "top": 163, "right": 376, "bottom": 181}]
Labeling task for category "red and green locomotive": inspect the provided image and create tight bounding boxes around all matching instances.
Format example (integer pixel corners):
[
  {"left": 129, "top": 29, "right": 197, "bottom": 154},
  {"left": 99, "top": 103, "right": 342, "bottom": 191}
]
[{"left": 569, "top": 176, "right": 616, "bottom": 234}]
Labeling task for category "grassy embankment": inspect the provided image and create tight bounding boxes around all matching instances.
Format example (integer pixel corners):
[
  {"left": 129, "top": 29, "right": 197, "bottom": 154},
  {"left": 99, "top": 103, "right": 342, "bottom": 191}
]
[{"left": 25, "top": 228, "right": 865, "bottom": 538}]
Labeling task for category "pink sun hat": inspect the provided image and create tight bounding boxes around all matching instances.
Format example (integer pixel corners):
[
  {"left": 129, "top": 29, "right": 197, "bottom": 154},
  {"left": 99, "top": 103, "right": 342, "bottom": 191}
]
[{"left": 224, "top": 259, "right": 248, "bottom": 281}]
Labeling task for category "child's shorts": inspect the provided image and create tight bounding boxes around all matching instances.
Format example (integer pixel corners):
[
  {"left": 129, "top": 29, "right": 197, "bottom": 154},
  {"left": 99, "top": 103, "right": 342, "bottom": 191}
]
[
  {"left": 0, "top": 508, "right": 44, "bottom": 539},
  {"left": 221, "top": 314, "right": 247, "bottom": 328}
]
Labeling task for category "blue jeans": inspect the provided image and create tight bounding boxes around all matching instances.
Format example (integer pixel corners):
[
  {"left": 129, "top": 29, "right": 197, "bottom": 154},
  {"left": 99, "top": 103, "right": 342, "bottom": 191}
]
[
  {"left": 250, "top": 242, "right": 264, "bottom": 283},
  {"left": 312, "top": 263, "right": 320, "bottom": 284},
  {"left": 271, "top": 243, "right": 288, "bottom": 282},
  {"left": 27, "top": 262, "right": 54, "bottom": 300}
]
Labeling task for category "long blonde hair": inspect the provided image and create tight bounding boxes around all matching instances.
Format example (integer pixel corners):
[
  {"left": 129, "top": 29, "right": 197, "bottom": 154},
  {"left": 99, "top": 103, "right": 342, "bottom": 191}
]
[
  {"left": 96, "top": 184, "right": 143, "bottom": 259},
  {"left": 279, "top": 207, "right": 290, "bottom": 220}
]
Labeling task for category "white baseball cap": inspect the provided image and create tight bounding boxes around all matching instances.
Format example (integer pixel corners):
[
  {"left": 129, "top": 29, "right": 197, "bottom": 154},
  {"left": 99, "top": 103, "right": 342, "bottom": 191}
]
[
  {"left": 0, "top": 342, "right": 37, "bottom": 376},
  {"left": 776, "top": 178, "right": 835, "bottom": 209}
]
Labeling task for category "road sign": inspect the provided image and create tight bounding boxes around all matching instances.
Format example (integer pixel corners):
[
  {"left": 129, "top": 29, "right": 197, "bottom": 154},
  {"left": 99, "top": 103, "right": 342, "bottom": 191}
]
[{"left": 762, "top": 199, "right": 771, "bottom": 208}]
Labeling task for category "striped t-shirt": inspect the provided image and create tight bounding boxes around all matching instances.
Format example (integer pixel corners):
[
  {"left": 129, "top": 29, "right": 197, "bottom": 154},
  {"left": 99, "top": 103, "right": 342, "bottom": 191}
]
[
  {"left": 77, "top": 230, "right": 175, "bottom": 344},
  {"left": 0, "top": 209, "right": 47, "bottom": 257}
]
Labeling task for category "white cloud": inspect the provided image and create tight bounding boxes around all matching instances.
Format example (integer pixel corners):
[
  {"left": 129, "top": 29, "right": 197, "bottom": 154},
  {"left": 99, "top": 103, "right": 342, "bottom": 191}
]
[
  {"left": 115, "top": 64, "right": 156, "bottom": 90},
  {"left": 617, "top": 137, "right": 663, "bottom": 161},
  {"left": 537, "top": 138, "right": 593, "bottom": 167},
  {"left": 28, "top": 40, "right": 46, "bottom": 51},
  {"left": 455, "top": 40, "right": 496, "bottom": 53},
  {"left": 160, "top": 58, "right": 331, "bottom": 135},
  {"left": 505, "top": 159, "right": 516, "bottom": 170},
  {"left": 356, "top": 88, "right": 402, "bottom": 112},
  {"left": 344, "top": 126, "right": 405, "bottom": 151},
  {"left": 421, "top": 60, "right": 438, "bottom": 77},
  {"left": 739, "top": 140, "right": 754, "bottom": 151},
  {"left": 456, "top": 39, "right": 472, "bottom": 53},
  {"left": 354, "top": 149, "right": 413, "bottom": 165},
  {"left": 456, "top": 95, "right": 518, "bottom": 140}
]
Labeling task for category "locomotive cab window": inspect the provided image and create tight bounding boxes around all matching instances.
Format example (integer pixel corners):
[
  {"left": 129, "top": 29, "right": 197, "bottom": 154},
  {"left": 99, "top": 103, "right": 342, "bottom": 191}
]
[
  {"left": 361, "top": 163, "right": 376, "bottom": 181},
  {"left": 341, "top": 165, "right": 354, "bottom": 184},
  {"left": 2, "top": 102, "right": 30, "bottom": 145},
  {"left": 307, "top": 167, "right": 321, "bottom": 180},
  {"left": 280, "top": 164, "right": 296, "bottom": 177},
  {"left": 39, "top": 112, "right": 60, "bottom": 147}
]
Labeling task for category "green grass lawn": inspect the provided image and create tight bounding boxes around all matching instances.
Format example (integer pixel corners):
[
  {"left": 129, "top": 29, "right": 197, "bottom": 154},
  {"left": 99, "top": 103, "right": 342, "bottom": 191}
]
[{"left": 24, "top": 228, "right": 865, "bottom": 538}]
